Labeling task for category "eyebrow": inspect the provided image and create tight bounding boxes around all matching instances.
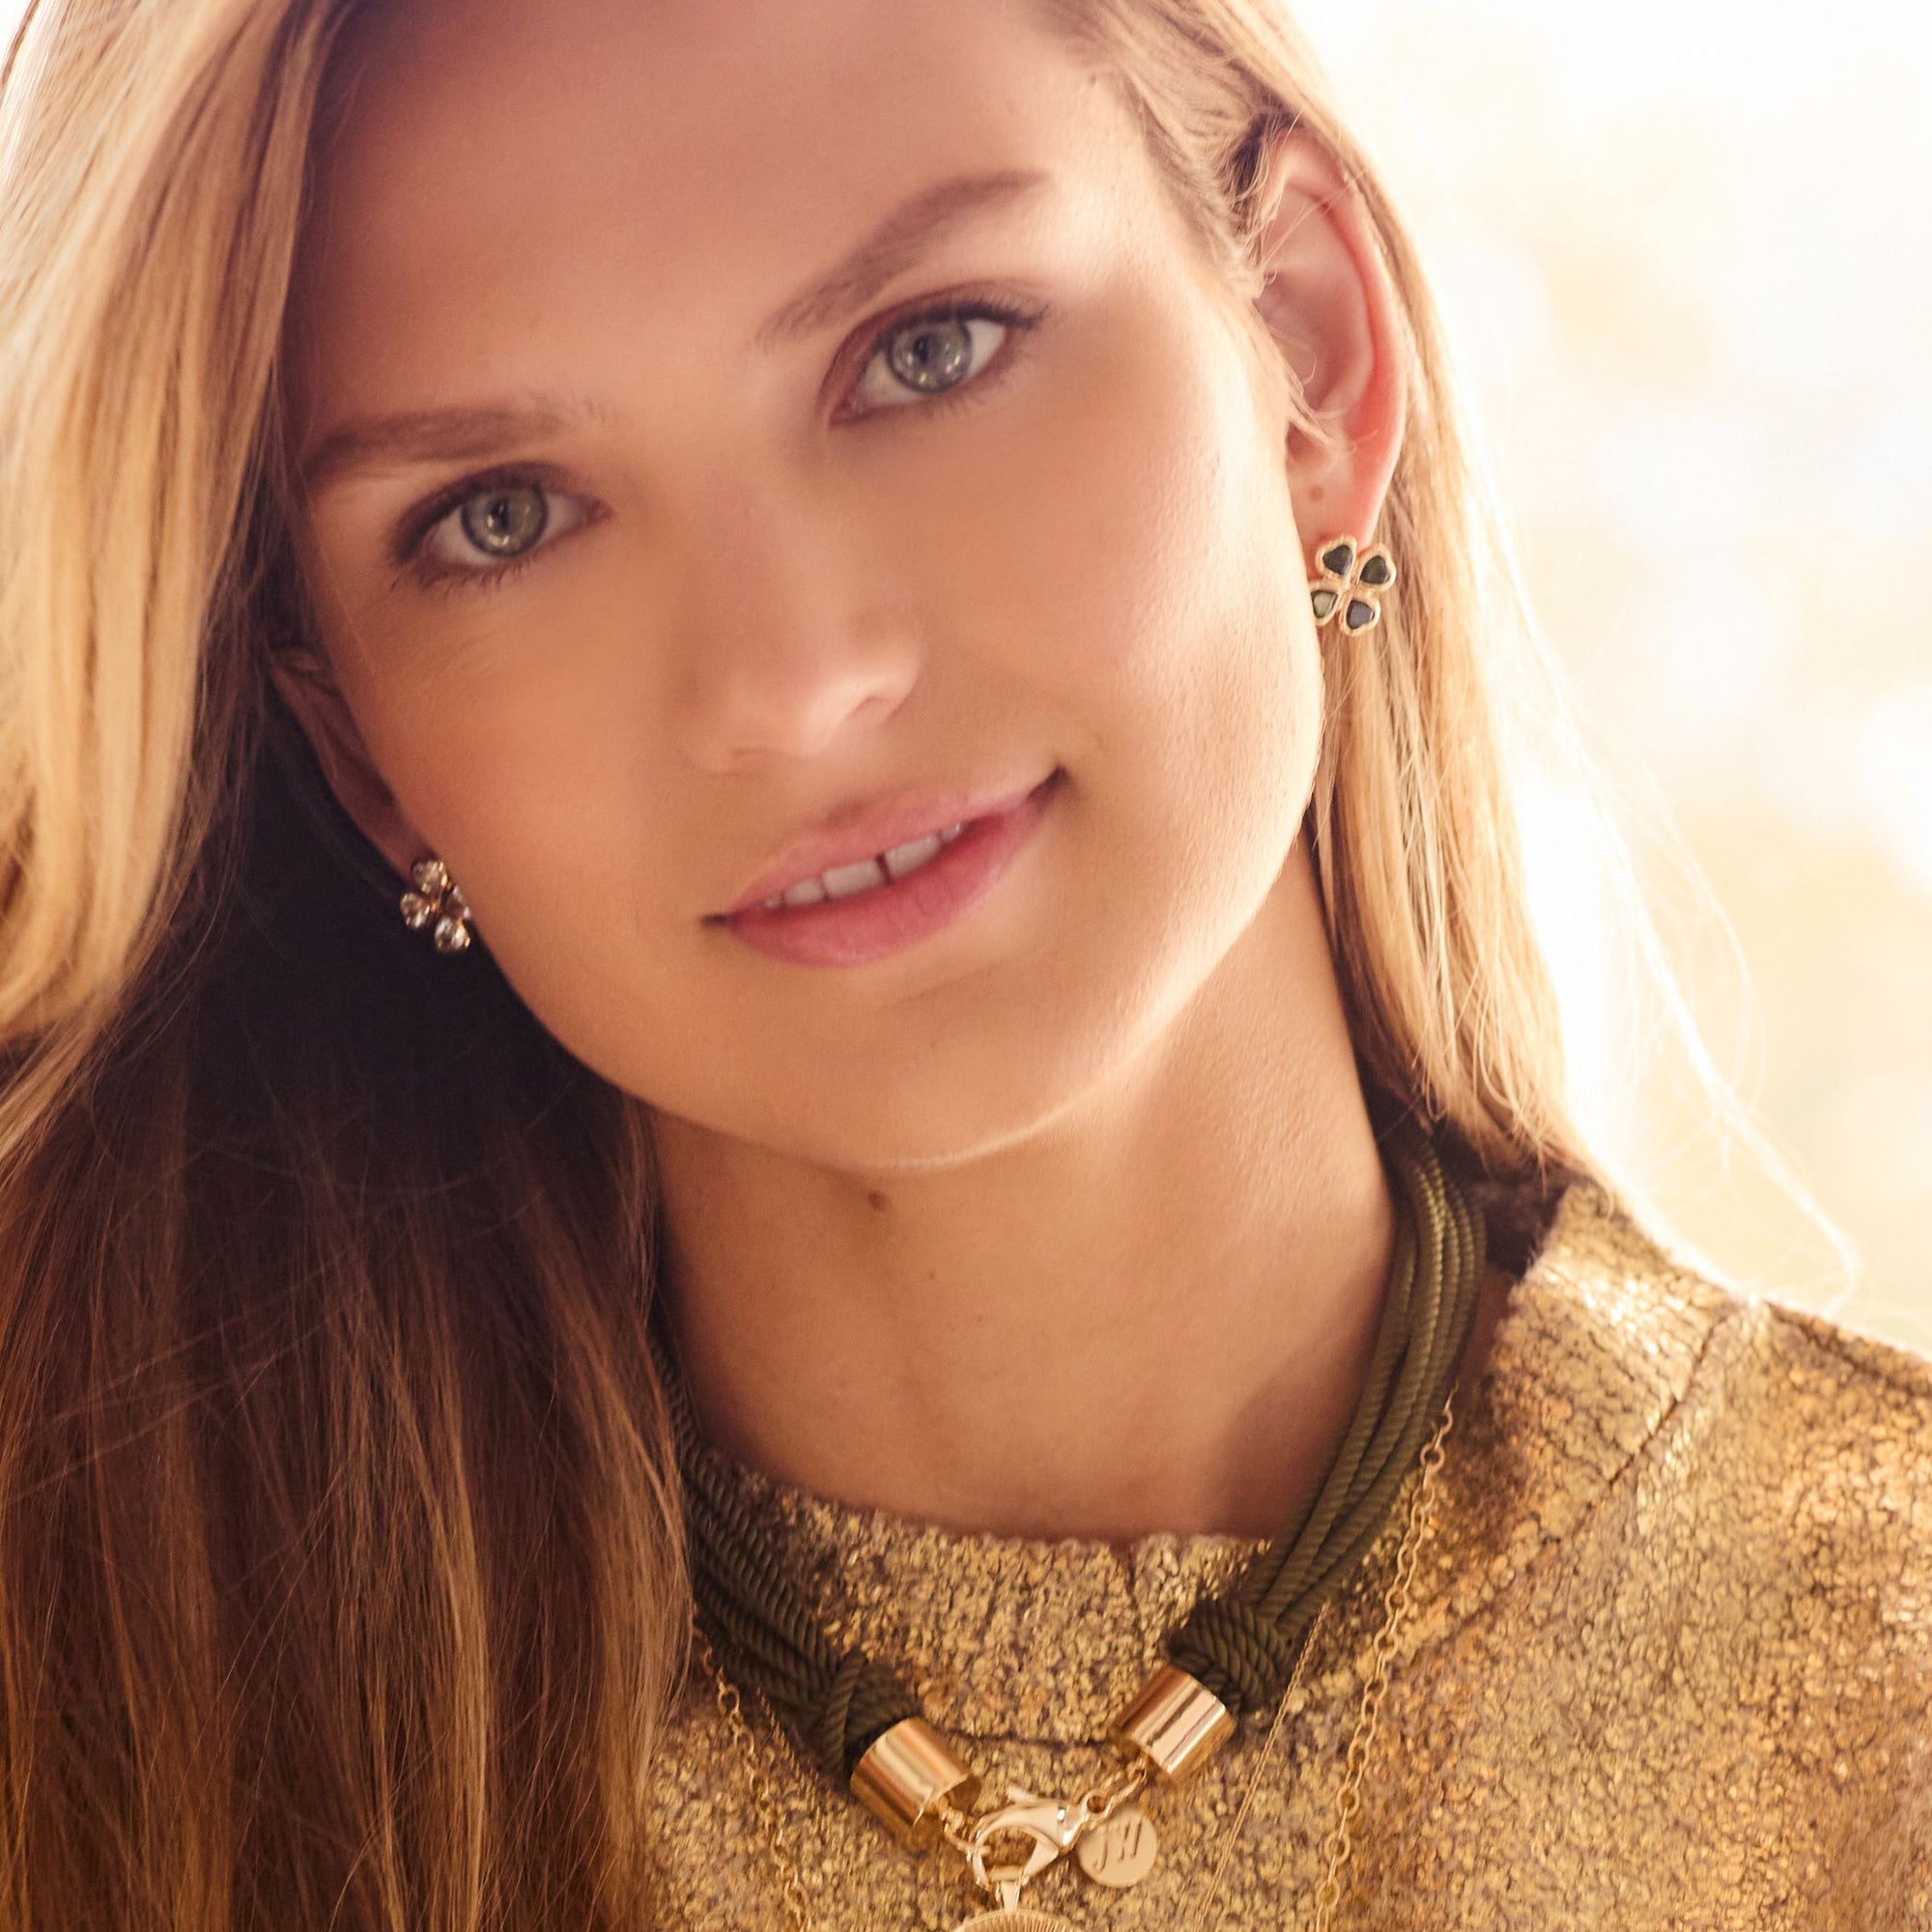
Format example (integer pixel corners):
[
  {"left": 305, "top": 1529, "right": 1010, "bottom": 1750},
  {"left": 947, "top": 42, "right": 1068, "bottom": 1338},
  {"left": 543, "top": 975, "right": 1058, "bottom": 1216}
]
[
  {"left": 298, "top": 396, "right": 615, "bottom": 495},
  {"left": 298, "top": 167, "right": 1053, "bottom": 495},
  {"left": 753, "top": 166, "right": 1053, "bottom": 351}
]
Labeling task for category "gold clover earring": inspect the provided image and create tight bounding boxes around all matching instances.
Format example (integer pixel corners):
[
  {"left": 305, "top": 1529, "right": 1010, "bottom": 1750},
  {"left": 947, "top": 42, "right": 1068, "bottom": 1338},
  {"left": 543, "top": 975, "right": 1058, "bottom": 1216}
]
[
  {"left": 1308, "top": 532, "right": 1397, "bottom": 636},
  {"left": 399, "top": 855, "right": 474, "bottom": 953}
]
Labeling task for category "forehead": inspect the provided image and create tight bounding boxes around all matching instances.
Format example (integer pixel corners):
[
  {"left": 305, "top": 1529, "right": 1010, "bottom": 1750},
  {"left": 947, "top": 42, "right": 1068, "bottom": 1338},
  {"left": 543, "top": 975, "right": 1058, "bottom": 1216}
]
[{"left": 288, "top": 0, "right": 1156, "bottom": 428}]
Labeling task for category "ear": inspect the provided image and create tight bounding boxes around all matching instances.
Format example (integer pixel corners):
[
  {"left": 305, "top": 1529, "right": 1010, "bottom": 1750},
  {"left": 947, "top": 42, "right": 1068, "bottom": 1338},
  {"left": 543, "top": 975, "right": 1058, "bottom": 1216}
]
[
  {"left": 1245, "top": 128, "right": 1407, "bottom": 563},
  {"left": 270, "top": 650, "right": 432, "bottom": 881}
]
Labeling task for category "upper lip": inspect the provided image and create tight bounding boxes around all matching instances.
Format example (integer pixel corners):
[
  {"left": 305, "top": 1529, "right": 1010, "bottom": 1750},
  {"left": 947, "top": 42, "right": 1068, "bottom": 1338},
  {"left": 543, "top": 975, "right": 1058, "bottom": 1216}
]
[{"left": 712, "top": 772, "right": 1055, "bottom": 917}]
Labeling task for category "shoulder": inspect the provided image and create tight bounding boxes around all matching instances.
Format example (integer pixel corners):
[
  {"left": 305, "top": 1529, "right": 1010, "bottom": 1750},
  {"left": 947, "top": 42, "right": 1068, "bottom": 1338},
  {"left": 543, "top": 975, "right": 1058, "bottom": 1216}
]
[
  {"left": 1619, "top": 1190, "right": 1932, "bottom": 1553},
  {"left": 1481, "top": 1174, "right": 1932, "bottom": 1623},
  {"left": 1694, "top": 1282, "right": 1932, "bottom": 1611},
  {"left": 1454, "top": 1179, "right": 1932, "bottom": 1921}
]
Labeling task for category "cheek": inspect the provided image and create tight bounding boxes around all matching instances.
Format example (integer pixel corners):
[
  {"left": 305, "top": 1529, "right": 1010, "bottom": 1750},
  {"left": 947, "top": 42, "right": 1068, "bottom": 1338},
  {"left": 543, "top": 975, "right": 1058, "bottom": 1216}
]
[
  {"left": 897, "top": 290, "right": 1321, "bottom": 870},
  {"left": 346, "top": 637, "right": 646, "bottom": 884},
  {"left": 895, "top": 300, "right": 1252, "bottom": 688},
  {"left": 313, "top": 585, "right": 690, "bottom": 1035}
]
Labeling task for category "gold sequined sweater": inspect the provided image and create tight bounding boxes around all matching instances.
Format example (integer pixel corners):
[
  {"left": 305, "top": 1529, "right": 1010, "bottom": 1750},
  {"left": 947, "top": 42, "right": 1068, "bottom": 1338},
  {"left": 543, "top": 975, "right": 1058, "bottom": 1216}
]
[{"left": 644, "top": 1179, "right": 1932, "bottom": 1929}]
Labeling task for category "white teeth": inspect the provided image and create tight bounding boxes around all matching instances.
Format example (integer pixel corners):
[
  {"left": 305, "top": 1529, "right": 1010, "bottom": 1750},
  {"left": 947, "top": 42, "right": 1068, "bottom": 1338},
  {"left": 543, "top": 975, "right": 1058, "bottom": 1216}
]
[
  {"left": 821, "top": 857, "right": 888, "bottom": 900},
  {"left": 882, "top": 833, "right": 943, "bottom": 881},
  {"left": 754, "top": 820, "right": 968, "bottom": 913}
]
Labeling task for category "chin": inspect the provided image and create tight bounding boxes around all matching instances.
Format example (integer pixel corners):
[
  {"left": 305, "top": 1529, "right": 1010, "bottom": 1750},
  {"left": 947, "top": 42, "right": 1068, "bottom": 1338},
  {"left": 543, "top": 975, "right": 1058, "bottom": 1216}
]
[
  {"left": 750, "top": 996, "right": 1140, "bottom": 1175},
  {"left": 807, "top": 1058, "right": 1106, "bottom": 1175}
]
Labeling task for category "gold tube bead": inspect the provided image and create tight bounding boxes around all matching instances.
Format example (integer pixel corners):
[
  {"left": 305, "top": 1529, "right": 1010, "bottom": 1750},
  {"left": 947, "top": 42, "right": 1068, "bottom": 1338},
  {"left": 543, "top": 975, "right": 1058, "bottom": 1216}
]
[
  {"left": 848, "top": 1718, "right": 982, "bottom": 1847},
  {"left": 1111, "top": 1663, "right": 1236, "bottom": 1784}
]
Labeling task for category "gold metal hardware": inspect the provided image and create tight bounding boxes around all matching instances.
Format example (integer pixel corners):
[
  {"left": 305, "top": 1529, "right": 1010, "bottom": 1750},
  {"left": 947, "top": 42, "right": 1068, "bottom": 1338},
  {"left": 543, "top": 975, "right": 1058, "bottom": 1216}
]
[
  {"left": 1074, "top": 1802, "right": 1159, "bottom": 1887},
  {"left": 954, "top": 1783, "right": 1097, "bottom": 1897},
  {"left": 848, "top": 1717, "right": 981, "bottom": 1847},
  {"left": 1111, "top": 1663, "right": 1235, "bottom": 1784},
  {"left": 951, "top": 1910, "right": 1079, "bottom": 1929},
  {"left": 951, "top": 1911, "right": 1079, "bottom": 1929}
]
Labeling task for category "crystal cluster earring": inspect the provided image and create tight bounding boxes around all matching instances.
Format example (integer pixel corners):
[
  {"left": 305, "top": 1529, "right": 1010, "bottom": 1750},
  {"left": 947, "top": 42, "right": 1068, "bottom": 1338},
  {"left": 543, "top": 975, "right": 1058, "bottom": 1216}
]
[
  {"left": 398, "top": 855, "right": 473, "bottom": 953},
  {"left": 1308, "top": 532, "right": 1397, "bottom": 636}
]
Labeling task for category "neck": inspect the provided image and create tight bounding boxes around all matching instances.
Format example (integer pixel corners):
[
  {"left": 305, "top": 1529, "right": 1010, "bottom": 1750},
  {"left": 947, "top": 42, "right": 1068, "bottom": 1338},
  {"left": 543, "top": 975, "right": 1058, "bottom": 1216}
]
[{"left": 656, "top": 846, "right": 1418, "bottom": 1542}]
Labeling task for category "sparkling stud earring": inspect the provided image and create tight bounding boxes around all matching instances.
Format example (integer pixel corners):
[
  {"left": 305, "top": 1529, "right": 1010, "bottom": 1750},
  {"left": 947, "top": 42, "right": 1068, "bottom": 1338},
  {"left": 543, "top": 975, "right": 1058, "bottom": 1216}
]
[
  {"left": 399, "top": 855, "right": 473, "bottom": 953},
  {"left": 1308, "top": 532, "right": 1397, "bottom": 636}
]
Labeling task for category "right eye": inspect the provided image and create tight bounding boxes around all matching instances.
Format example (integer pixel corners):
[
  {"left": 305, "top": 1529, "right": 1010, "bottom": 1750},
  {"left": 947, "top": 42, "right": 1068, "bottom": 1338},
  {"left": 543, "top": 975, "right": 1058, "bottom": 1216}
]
[{"left": 408, "top": 473, "right": 596, "bottom": 588}]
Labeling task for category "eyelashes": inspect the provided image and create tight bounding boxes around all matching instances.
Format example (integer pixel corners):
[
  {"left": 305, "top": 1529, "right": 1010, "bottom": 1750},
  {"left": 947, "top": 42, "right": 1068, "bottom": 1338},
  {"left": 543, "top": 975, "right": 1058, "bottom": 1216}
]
[
  {"left": 390, "top": 290, "right": 1049, "bottom": 598},
  {"left": 836, "top": 295, "right": 1042, "bottom": 422},
  {"left": 391, "top": 467, "right": 598, "bottom": 596}
]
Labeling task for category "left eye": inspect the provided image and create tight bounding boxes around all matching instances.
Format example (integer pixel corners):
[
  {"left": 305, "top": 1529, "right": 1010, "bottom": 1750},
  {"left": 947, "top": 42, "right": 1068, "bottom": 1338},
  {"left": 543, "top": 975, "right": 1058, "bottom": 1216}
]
[{"left": 851, "top": 312, "right": 1010, "bottom": 412}]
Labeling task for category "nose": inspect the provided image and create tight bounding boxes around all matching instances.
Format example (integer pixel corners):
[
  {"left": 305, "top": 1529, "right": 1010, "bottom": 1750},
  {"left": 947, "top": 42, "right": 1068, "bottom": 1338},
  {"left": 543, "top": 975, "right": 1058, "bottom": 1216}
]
[{"left": 664, "top": 476, "right": 921, "bottom": 773}]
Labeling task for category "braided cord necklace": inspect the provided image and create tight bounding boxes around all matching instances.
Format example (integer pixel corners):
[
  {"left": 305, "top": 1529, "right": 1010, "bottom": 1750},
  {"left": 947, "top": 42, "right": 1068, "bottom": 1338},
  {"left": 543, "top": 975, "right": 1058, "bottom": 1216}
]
[{"left": 668, "top": 1117, "right": 1485, "bottom": 1928}]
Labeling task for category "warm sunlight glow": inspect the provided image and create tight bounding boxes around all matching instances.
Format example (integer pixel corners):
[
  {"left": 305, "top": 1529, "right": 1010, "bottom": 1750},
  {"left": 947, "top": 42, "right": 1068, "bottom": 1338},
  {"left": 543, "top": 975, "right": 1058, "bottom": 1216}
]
[{"left": 1302, "top": 0, "right": 1932, "bottom": 1334}]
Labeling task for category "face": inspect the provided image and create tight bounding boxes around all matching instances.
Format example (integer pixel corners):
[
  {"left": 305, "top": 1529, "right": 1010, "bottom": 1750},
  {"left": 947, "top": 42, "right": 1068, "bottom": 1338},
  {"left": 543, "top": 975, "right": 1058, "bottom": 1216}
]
[{"left": 283, "top": 0, "right": 1326, "bottom": 1169}]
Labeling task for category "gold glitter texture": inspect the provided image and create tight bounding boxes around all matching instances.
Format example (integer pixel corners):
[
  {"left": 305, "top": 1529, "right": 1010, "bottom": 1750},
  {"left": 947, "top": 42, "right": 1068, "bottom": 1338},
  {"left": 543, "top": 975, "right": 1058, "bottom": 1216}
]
[{"left": 646, "top": 1180, "right": 1932, "bottom": 1929}]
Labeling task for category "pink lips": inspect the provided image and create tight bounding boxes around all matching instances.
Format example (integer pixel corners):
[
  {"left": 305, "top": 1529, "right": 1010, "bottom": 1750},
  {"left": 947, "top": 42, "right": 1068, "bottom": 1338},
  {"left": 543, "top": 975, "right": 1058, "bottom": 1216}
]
[{"left": 713, "top": 769, "right": 1063, "bottom": 969}]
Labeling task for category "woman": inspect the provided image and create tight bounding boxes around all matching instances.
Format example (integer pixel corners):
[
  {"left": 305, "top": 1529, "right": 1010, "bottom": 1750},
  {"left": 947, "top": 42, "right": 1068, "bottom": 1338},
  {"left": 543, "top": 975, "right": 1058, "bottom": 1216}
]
[{"left": 1, "top": 0, "right": 1926, "bottom": 1926}]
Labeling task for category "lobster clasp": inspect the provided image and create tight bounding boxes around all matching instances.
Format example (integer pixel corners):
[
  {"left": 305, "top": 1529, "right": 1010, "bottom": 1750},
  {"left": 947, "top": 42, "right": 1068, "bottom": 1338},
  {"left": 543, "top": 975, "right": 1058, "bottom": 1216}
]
[{"left": 961, "top": 1784, "right": 1095, "bottom": 1897}]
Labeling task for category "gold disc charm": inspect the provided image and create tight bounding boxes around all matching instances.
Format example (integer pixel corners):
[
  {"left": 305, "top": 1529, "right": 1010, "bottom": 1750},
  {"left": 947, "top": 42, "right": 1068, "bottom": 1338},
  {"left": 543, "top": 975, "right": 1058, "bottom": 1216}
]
[
  {"left": 1074, "top": 1803, "right": 1159, "bottom": 1888},
  {"left": 952, "top": 1913, "right": 1080, "bottom": 1930}
]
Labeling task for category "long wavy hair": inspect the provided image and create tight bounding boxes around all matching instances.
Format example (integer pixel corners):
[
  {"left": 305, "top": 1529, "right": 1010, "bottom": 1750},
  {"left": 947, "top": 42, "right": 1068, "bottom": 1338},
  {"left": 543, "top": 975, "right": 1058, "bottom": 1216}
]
[{"left": 0, "top": 0, "right": 1767, "bottom": 1924}]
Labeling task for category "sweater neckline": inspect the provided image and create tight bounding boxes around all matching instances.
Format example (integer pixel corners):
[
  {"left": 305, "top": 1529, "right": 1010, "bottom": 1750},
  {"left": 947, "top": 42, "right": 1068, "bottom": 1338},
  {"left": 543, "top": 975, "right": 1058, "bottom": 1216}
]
[{"left": 677, "top": 1175, "right": 1739, "bottom": 1745}]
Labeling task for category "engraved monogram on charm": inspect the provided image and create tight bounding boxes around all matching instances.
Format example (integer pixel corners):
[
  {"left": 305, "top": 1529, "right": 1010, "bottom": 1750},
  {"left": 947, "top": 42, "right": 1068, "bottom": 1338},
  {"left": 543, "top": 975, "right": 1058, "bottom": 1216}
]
[{"left": 1073, "top": 1803, "right": 1159, "bottom": 1888}]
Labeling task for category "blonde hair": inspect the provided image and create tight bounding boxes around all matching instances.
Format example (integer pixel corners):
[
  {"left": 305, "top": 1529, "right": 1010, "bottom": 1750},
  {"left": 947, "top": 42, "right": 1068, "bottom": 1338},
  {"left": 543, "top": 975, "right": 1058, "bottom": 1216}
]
[{"left": 0, "top": 0, "right": 1771, "bottom": 1923}]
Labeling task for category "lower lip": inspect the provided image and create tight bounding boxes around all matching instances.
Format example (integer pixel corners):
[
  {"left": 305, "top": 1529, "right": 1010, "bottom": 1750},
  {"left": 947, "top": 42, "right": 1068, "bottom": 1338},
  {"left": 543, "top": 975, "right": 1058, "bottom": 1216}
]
[{"left": 716, "top": 771, "right": 1063, "bottom": 969}]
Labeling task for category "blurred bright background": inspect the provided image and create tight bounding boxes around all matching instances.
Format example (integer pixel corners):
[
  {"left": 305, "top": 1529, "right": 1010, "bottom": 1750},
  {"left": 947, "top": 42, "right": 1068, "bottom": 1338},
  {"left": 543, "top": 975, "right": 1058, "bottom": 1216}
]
[{"left": 1296, "top": 0, "right": 1932, "bottom": 1345}]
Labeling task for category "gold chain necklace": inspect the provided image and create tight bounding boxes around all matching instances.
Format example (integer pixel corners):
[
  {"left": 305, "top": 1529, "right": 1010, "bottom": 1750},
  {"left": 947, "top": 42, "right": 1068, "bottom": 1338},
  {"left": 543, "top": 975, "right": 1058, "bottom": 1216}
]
[{"left": 693, "top": 1389, "right": 1457, "bottom": 1931}]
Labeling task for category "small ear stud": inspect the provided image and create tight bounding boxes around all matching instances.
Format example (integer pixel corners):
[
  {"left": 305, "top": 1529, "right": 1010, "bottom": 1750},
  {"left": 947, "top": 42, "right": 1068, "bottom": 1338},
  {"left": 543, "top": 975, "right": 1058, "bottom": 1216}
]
[
  {"left": 1308, "top": 533, "right": 1397, "bottom": 636},
  {"left": 399, "top": 855, "right": 473, "bottom": 953}
]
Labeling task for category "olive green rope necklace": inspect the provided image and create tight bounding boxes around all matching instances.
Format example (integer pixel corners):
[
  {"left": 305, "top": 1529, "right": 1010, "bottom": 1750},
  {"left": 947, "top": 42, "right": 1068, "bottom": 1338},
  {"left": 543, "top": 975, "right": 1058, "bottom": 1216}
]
[{"left": 664, "top": 1114, "right": 1486, "bottom": 1923}]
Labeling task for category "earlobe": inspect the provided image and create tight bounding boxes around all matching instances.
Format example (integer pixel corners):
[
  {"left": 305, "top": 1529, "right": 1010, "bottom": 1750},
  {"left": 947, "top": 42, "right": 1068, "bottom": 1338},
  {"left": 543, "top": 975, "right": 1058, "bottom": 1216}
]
[
  {"left": 269, "top": 651, "right": 429, "bottom": 880},
  {"left": 1245, "top": 130, "right": 1407, "bottom": 551}
]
